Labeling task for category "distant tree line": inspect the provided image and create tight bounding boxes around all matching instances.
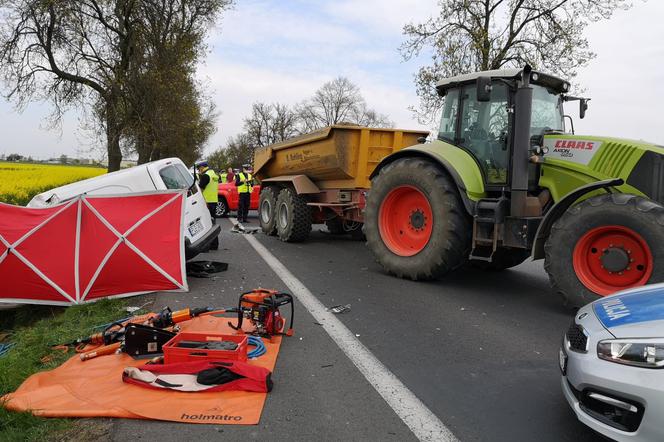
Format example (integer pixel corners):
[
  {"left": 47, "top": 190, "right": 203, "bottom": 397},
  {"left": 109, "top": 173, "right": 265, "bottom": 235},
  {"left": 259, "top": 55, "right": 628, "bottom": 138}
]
[
  {"left": 207, "top": 76, "right": 394, "bottom": 171},
  {"left": 0, "top": 0, "right": 232, "bottom": 171}
]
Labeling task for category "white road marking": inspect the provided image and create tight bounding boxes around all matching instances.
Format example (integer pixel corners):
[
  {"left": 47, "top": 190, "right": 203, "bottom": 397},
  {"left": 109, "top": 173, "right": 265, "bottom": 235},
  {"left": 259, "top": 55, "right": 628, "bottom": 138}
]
[{"left": 233, "top": 219, "right": 458, "bottom": 442}]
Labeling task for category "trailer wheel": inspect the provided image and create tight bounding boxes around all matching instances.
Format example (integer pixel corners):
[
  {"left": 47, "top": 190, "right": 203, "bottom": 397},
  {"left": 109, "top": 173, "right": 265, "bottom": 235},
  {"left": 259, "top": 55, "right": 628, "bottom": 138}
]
[
  {"left": 259, "top": 187, "right": 278, "bottom": 235},
  {"left": 545, "top": 193, "right": 664, "bottom": 308},
  {"left": 276, "top": 187, "right": 312, "bottom": 242},
  {"left": 365, "top": 157, "right": 471, "bottom": 280},
  {"left": 470, "top": 249, "right": 530, "bottom": 271}
]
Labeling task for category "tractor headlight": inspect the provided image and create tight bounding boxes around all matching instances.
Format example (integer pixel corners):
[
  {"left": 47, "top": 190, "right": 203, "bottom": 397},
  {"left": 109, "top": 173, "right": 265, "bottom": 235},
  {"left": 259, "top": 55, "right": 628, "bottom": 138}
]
[{"left": 597, "top": 339, "right": 664, "bottom": 368}]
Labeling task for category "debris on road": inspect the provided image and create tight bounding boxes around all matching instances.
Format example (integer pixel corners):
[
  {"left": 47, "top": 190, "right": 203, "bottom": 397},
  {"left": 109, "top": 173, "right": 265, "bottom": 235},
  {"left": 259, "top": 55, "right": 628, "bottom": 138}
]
[
  {"left": 186, "top": 260, "right": 229, "bottom": 278},
  {"left": 230, "top": 223, "right": 260, "bottom": 234},
  {"left": 327, "top": 304, "right": 351, "bottom": 314}
]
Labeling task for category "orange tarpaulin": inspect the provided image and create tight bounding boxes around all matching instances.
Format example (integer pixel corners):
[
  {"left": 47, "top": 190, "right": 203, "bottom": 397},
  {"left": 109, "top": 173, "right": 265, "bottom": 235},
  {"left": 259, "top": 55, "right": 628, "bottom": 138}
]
[{"left": 1, "top": 315, "right": 282, "bottom": 424}]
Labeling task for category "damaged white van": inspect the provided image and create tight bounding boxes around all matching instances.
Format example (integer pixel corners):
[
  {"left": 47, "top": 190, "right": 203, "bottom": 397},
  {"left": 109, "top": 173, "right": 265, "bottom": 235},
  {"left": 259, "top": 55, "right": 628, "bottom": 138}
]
[{"left": 28, "top": 158, "right": 220, "bottom": 260}]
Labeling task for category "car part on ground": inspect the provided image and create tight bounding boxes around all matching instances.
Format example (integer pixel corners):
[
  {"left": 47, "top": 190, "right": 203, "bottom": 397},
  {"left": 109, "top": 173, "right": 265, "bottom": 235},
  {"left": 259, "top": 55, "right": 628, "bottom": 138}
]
[{"left": 185, "top": 260, "right": 229, "bottom": 278}]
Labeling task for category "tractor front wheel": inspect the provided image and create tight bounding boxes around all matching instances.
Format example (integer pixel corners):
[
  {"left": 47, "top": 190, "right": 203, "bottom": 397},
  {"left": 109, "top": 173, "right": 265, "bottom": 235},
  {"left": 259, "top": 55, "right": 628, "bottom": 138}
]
[
  {"left": 545, "top": 193, "right": 664, "bottom": 308},
  {"left": 364, "top": 158, "right": 471, "bottom": 280}
]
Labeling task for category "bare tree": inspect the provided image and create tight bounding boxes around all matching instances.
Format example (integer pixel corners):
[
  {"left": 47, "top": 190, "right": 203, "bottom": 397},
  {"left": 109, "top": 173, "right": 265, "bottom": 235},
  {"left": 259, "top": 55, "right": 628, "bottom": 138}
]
[
  {"left": 0, "top": 0, "right": 141, "bottom": 171},
  {"left": 297, "top": 77, "right": 393, "bottom": 132},
  {"left": 401, "top": 0, "right": 632, "bottom": 121},
  {"left": 207, "top": 133, "right": 253, "bottom": 171},
  {"left": 244, "top": 102, "right": 300, "bottom": 148},
  {"left": 0, "top": 0, "right": 230, "bottom": 171}
]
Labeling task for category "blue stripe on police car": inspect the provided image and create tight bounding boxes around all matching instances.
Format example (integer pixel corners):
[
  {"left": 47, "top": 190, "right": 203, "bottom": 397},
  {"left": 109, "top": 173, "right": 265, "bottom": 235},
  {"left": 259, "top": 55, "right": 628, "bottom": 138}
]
[{"left": 593, "top": 285, "right": 664, "bottom": 328}]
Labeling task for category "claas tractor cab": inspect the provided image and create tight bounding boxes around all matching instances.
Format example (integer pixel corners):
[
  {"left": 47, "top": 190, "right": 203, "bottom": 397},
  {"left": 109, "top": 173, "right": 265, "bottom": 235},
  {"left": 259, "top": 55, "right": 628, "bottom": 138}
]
[{"left": 365, "top": 65, "right": 664, "bottom": 307}]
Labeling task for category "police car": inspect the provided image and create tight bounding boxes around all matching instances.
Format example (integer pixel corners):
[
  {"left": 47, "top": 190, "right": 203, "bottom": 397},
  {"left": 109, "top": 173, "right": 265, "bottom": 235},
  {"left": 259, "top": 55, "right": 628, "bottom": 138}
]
[{"left": 561, "top": 283, "right": 664, "bottom": 441}]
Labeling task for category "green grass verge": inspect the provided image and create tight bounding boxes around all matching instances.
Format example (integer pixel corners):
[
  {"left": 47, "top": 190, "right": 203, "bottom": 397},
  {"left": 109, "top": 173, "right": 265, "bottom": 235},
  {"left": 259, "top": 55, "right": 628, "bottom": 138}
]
[{"left": 0, "top": 300, "right": 129, "bottom": 441}]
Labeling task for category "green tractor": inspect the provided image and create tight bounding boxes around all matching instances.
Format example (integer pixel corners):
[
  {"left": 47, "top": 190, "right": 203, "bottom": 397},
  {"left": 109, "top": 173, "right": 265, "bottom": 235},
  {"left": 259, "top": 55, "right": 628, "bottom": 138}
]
[{"left": 364, "top": 65, "right": 664, "bottom": 307}]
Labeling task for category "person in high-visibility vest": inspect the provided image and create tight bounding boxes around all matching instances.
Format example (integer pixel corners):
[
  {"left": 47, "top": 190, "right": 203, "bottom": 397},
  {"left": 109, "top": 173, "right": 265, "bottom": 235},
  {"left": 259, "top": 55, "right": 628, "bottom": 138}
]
[
  {"left": 196, "top": 160, "right": 219, "bottom": 249},
  {"left": 235, "top": 163, "right": 254, "bottom": 223},
  {"left": 220, "top": 170, "right": 228, "bottom": 183}
]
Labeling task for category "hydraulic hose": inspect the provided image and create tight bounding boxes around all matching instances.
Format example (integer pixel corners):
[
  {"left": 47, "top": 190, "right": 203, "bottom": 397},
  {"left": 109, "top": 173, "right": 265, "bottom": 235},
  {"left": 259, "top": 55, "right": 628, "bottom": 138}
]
[{"left": 247, "top": 336, "right": 266, "bottom": 359}]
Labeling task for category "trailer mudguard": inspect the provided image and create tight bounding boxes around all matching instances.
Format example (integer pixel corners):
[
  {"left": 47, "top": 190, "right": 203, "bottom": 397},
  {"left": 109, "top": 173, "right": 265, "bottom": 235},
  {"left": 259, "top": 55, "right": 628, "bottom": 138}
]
[
  {"left": 370, "top": 141, "right": 485, "bottom": 215},
  {"left": 531, "top": 177, "right": 624, "bottom": 259}
]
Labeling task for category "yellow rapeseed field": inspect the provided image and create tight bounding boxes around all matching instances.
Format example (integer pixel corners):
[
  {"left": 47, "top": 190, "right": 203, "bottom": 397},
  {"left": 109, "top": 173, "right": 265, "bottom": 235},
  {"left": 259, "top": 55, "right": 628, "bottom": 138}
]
[{"left": 0, "top": 162, "right": 106, "bottom": 206}]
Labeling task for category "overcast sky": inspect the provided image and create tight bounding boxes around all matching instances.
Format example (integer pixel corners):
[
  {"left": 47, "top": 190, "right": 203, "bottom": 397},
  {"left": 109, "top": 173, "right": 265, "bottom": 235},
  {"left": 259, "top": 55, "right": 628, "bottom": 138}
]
[{"left": 1, "top": 0, "right": 662, "bottom": 160}]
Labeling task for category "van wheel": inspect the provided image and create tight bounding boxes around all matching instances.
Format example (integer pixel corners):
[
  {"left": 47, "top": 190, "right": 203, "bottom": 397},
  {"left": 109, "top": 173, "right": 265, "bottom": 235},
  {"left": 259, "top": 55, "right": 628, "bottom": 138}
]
[
  {"left": 276, "top": 188, "right": 312, "bottom": 242},
  {"left": 215, "top": 198, "right": 229, "bottom": 218},
  {"left": 259, "top": 187, "right": 278, "bottom": 235}
]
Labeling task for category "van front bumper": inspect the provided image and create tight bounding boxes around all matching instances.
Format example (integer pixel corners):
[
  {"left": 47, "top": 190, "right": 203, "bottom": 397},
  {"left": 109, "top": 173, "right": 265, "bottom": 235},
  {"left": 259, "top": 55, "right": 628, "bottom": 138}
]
[{"left": 185, "top": 224, "right": 221, "bottom": 260}]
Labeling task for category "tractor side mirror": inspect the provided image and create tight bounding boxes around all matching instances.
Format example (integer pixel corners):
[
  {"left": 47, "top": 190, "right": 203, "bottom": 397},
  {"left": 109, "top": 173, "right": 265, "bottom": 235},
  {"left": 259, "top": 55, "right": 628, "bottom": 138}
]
[
  {"left": 476, "top": 76, "right": 492, "bottom": 102},
  {"left": 580, "top": 99, "right": 589, "bottom": 119}
]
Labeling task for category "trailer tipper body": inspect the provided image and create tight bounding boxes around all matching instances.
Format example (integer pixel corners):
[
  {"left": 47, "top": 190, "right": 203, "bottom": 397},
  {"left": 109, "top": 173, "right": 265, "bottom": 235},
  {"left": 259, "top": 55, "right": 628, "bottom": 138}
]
[{"left": 253, "top": 125, "right": 428, "bottom": 240}]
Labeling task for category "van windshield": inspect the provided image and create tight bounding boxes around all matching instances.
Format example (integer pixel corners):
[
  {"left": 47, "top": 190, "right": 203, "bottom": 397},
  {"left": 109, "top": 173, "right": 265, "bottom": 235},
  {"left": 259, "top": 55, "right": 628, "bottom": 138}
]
[{"left": 160, "top": 164, "right": 194, "bottom": 190}]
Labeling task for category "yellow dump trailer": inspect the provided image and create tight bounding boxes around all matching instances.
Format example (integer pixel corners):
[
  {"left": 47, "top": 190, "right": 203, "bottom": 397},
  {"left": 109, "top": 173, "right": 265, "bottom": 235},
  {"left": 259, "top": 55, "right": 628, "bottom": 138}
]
[{"left": 253, "top": 125, "right": 429, "bottom": 242}]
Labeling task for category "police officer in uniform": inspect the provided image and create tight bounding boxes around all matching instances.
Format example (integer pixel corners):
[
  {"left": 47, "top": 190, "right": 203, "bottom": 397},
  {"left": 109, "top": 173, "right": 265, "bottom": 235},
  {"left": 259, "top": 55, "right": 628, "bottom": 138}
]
[
  {"left": 235, "top": 163, "right": 254, "bottom": 223},
  {"left": 196, "top": 160, "right": 219, "bottom": 249}
]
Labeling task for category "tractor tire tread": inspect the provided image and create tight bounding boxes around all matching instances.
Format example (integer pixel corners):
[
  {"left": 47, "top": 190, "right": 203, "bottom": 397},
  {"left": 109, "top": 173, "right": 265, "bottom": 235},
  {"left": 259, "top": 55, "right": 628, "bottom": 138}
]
[
  {"left": 364, "top": 157, "right": 471, "bottom": 280},
  {"left": 545, "top": 193, "right": 664, "bottom": 308}
]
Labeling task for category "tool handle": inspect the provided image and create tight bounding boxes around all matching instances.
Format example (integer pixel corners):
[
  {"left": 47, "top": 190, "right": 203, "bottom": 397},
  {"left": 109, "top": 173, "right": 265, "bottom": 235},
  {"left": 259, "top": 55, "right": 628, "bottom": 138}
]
[{"left": 80, "top": 342, "right": 121, "bottom": 361}]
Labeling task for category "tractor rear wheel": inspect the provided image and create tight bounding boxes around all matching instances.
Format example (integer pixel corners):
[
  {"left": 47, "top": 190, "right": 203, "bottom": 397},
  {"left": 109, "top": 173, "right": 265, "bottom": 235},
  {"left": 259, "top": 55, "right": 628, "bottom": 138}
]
[
  {"left": 470, "top": 249, "right": 530, "bottom": 271},
  {"left": 364, "top": 158, "right": 471, "bottom": 280},
  {"left": 545, "top": 193, "right": 664, "bottom": 308},
  {"left": 259, "top": 186, "right": 278, "bottom": 235},
  {"left": 275, "top": 187, "right": 312, "bottom": 242}
]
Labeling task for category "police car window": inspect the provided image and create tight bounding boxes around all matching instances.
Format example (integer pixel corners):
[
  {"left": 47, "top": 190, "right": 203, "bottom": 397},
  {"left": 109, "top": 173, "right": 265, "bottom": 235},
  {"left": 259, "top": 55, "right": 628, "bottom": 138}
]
[{"left": 159, "top": 165, "right": 189, "bottom": 189}]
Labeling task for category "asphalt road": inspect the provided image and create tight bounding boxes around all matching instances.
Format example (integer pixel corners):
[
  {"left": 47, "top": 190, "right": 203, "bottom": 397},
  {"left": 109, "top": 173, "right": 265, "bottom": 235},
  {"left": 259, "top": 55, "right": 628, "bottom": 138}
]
[{"left": 112, "top": 215, "right": 604, "bottom": 442}]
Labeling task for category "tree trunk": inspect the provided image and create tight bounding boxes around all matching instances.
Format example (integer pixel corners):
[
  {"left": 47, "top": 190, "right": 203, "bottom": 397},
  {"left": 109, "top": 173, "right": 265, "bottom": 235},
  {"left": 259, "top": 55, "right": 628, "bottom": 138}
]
[
  {"left": 136, "top": 136, "right": 152, "bottom": 165},
  {"left": 106, "top": 101, "right": 122, "bottom": 172}
]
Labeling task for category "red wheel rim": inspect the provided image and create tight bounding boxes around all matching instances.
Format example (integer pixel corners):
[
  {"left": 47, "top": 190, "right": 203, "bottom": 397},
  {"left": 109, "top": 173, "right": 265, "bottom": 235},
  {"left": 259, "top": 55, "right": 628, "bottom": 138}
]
[
  {"left": 378, "top": 185, "right": 433, "bottom": 256},
  {"left": 573, "top": 225, "right": 653, "bottom": 296}
]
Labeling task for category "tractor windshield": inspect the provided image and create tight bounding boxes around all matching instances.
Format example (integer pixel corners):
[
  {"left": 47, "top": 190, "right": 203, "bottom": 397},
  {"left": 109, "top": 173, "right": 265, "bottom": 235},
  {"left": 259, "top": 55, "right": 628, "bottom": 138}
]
[{"left": 531, "top": 85, "right": 564, "bottom": 136}]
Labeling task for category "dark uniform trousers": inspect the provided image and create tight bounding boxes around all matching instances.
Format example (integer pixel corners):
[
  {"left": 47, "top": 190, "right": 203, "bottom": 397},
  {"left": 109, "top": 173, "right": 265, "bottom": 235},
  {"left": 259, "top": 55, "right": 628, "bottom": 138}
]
[{"left": 238, "top": 193, "right": 251, "bottom": 222}]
